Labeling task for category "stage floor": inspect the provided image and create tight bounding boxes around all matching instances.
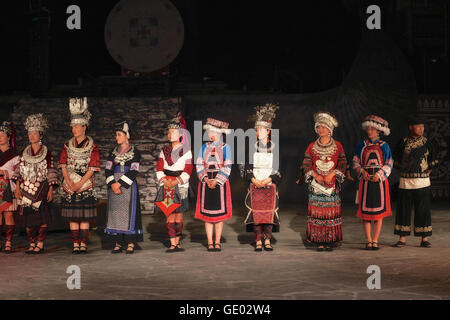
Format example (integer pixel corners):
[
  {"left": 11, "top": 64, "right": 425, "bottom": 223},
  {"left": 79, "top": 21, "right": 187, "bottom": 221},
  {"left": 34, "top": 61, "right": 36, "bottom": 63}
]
[{"left": 1, "top": 203, "right": 450, "bottom": 300}]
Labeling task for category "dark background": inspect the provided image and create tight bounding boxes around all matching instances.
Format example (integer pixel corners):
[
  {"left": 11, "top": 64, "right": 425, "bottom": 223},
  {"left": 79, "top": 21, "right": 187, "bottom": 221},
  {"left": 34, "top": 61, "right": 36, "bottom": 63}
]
[{"left": 2, "top": 0, "right": 450, "bottom": 95}]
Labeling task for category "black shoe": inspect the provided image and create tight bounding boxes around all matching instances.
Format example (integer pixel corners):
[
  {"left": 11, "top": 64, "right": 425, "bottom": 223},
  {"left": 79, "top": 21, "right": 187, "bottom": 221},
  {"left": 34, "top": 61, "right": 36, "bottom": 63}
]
[
  {"left": 33, "top": 245, "right": 45, "bottom": 254},
  {"left": 4, "top": 244, "right": 13, "bottom": 254},
  {"left": 365, "top": 242, "right": 373, "bottom": 250},
  {"left": 175, "top": 244, "right": 185, "bottom": 252},
  {"left": 166, "top": 245, "right": 177, "bottom": 253},
  {"left": 317, "top": 246, "right": 324, "bottom": 252},
  {"left": 79, "top": 244, "right": 88, "bottom": 254},
  {"left": 72, "top": 247, "right": 80, "bottom": 254},
  {"left": 394, "top": 241, "right": 406, "bottom": 247},
  {"left": 25, "top": 244, "right": 36, "bottom": 255},
  {"left": 254, "top": 242, "right": 263, "bottom": 252},
  {"left": 207, "top": 244, "right": 215, "bottom": 252},
  {"left": 420, "top": 241, "right": 431, "bottom": 248},
  {"left": 264, "top": 241, "right": 274, "bottom": 251},
  {"left": 214, "top": 243, "right": 222, "bottom": 252},
  {"left": 372, "top": 242, "right": 380, "bottom": 250},
  {"left": 325, "top": 246, "right": 333, "bottom": 252},
  {"left": 111, "top": 245, "right": 122, "bottom": 254},
  {"left": 126, "top": 244, "right": 135, "bottom": 254}
]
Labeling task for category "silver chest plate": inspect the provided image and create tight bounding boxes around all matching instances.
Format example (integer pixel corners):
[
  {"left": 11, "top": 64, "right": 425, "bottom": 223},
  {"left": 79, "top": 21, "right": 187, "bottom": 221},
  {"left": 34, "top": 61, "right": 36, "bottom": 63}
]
[{"left": 253, "top": 152, "right": 273, "bottom": 180}]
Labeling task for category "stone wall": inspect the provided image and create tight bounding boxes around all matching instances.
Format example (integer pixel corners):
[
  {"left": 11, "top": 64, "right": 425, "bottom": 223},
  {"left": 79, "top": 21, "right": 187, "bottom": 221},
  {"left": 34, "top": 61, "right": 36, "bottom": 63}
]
[{"left": 12, "top": 97, "right": 182, "bottom": 214}]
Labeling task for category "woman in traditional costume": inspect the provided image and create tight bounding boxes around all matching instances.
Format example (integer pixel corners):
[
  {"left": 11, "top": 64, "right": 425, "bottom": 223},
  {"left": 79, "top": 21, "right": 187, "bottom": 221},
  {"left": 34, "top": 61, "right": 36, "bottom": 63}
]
[
  {"left": 16, "top": 114, "right": 58, "bottom": 254},
  {"left": 244, "top": 103, "right": 281, "bottom": 251},
  {"left": 58, "top": 97, "right": 100, "bottom": 254},
  {"left": 105, "top": 122, "right": 143, "bottom": 254},
  {"left": 195, "top": 118, "right": 232, "bottom": 252},
  {"left": 300, "top": 112, "right": 347, "bottom": 251},
  {"left": 353, "top": 115, "right": 393, "bottom": 250},
  {"left": 155, "top": 113, "right": 193, "bottom": 252},
  {"left": 0, "top": 121, "right": 19, "bottom": 253}
]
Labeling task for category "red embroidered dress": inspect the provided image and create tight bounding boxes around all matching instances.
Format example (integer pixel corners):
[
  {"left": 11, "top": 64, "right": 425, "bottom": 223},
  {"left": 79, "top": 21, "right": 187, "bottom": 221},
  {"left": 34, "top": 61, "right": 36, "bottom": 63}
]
[{"left": 302, "top": 138, "right": 347, "bottom": 245}]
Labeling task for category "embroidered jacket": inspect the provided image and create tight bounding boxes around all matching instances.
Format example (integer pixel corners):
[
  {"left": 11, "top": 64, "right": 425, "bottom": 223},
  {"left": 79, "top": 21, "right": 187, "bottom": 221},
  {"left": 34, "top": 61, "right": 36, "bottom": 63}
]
[
  {"left": 196, "top": 141, "right": 232, "bottom": 185},
  {"left": 105, "top": 145, "right": 141, "bottom": 189}
]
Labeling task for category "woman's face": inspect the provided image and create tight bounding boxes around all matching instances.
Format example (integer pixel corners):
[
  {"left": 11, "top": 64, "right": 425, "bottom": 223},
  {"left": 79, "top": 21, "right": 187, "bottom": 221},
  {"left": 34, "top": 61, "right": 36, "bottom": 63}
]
[
  {"left": 410, "top": 124, "right": 424, "bottom": 137},
  {"left": 0, "top": 132, "right": 9, "bottom": 145},
  {"left": 72, "top": 124, "right": 86, "bottom": 138},
  {"left": 115, "top": 131, "right": 128, "bottom": 145},
  {"left": 168, "top": 128, "right": 181, "bottom": 142},
  {"left": 28, "top": 131, "right": 41, "bottom": 144},
  {"left": 256, "top": 126, "right": 270, "bottom": 141},
  {"left": 208, "top": 130, "right": 221, "bottom": 142},
  {"left": 316, "top": 124, "right": 330, "bottom": 137},
  {"left": 366, "top": 127, "right": 380, "bottom": 140}
]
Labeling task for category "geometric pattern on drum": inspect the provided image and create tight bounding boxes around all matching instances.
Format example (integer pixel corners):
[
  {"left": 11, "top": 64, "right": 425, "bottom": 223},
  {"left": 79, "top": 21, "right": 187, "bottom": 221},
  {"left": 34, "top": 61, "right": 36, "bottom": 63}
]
[{"left": 106, "top": 172, "right": 132, "bottom": 231}]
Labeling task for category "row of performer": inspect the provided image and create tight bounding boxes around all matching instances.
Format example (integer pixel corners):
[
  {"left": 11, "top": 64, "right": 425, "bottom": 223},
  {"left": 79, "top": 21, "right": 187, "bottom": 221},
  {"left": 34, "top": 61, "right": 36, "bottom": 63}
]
[{"left": 0, "top": 99, "right": 439, "bottom": 254}]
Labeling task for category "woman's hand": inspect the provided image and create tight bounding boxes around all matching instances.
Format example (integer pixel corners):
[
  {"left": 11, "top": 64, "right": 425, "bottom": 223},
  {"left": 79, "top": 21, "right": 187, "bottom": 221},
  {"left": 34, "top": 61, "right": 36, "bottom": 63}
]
[
  {"left": 314, "top": 173, "right": 324, "bottom": 184},
  {"left": 251, "top": 178, "right": 264, "bottom": 188},
  {"left": 208, "top": 179, "right": 218, "bottom": 189},
  {"left": 47, "top": 188, "right": 53, "bottom": 202},
  {"left": 66, "top": 179, "right": 76, "bottom": 192},
  {"left": 15, "top": 187, "right": 22, "bottom": 200},
  {"left": 324, "top": 172, "right": 335, "bottom": 185},
  {"left": 370, "top": 174, "right": 380, "bottom": 182},
  {"left": 362, "top": 170, "right": 370, "bottom": 181},
  {"left": 111, "top": 182, "right": 122, "bottom": 195}
]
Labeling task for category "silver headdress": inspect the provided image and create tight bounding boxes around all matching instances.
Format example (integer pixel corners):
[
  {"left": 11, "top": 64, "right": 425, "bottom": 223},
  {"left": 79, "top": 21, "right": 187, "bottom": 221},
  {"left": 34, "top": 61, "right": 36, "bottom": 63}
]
[
  {"left": 24, "top": 113, "right": 49, "bottom": 134},
  {"left": 115, "top": 121, "right": 130, "bottom": 139},
  {"left": 249, "top": 103, "right": 279, "bottom": 129},
  {"left": 0, "top": 121, "right": 12, "bottom": 136},
  {"left": 313, "top": 111, "right": 339, "bottom": 136},
  {"left": 69, "top": 97, "right": 91, "bottom": 126},
  {"left": 168, "top": 112, "right": 182, "bottom": 129}
]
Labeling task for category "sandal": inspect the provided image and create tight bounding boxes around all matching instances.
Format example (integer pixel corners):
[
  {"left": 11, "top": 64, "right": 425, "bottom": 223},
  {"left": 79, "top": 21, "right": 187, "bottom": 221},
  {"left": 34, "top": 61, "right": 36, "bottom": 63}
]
[
  {"left": 166, "top": 245, "right": 177, "bottom": 253},
  {"left": 79, "top": 243, "right": 88, "bottom": 254},
  {"left": 111, "top": 244, "right": 122, "bottom": 254},
  {"left": 34, "top": 244, "right": 45, "bottom": 254},
  {"left": 365, "top": 242, "right": 373, "bottom": 250},
  {"left": 214, "top": 243, "right": 222, "bottom": 252},
  {"left": 372, "top": 242, "right": 380, "bottom": 250},
  {"left": 175, "top": 244, "right": 185, "bottom": 252},
  {"left": 26, "top": 243, "right": 36, "bottom": 255},
  {"left": 72, "top": 243, "right": 80, "bottom": 254},
  {"left": 207, "top": 243, "right": 215, "bottom": 252},
  {"left": 264, "top": 240, "right": 273, "bottom": 251},
  {"left": 255, "top": 241, "right": 263, "bottom": 252},
  {"left": 420, "top": 240, "right": 431, "bottom": 248},
  {"left": 317, "top": 246, "right": 324, "bottom": 252},
  {"left": 126, "top": 244, "right": 135, "bottom": 254},
  {"left": 394, "top": 241, "right": 406, "bottom": 247},
  {"left": 4, "top": 242, "right": 13, "bottom": 254}
]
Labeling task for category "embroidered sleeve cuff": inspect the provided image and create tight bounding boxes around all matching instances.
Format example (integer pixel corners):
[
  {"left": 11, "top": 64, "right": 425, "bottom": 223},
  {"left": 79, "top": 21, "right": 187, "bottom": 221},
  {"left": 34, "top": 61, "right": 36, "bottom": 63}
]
[
  {"left": 304, "top": 170, "right": 314, "bottom": 183},
  {"left": 180, "top": 172, "right": 190, "bottom": 184},
  {"left": 119, "top": 175, "right": 133, "bottom": 188},
  {"left": 89, "top": 166, "right": 101, "bottom": 172},
  {"left": 199, "top": 173, "right": 207, "bottom": 183},
  {"left": 334, "top": 169, "right": 345, "bottom": 183},
  {"left": 106, "top": 175, "right": 115, "bottom": 186},
  {"left": 375, "top": 170, "right": 386, "bottom": 182}
]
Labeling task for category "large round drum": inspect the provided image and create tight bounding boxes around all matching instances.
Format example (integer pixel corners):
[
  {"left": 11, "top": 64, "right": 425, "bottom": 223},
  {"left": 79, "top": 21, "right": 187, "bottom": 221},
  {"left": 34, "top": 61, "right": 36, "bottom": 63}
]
[{"left": 104, "top": 0, "right": 184, "bottom": 72}]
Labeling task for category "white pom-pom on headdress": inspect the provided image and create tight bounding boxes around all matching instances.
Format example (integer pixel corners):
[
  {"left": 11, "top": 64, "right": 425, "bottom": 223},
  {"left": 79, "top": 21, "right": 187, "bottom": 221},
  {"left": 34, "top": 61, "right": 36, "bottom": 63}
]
[{"left": 122, "top": 122, "right": 130, "bottom": 139}]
